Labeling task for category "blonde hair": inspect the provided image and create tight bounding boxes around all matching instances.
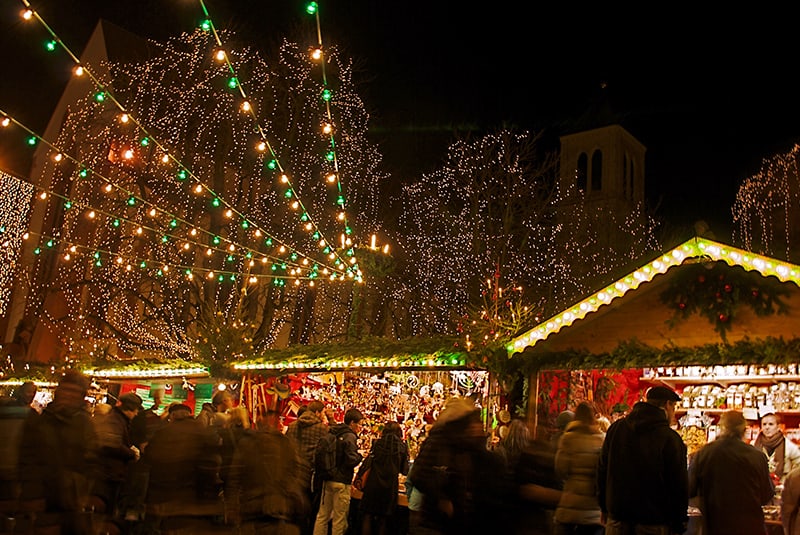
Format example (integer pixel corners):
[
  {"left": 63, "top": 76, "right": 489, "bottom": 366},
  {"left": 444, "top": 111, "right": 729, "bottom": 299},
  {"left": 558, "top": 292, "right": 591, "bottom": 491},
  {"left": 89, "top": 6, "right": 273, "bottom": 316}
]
[{"left": 228, "top": 406, "right": 251, "bottom": 428}]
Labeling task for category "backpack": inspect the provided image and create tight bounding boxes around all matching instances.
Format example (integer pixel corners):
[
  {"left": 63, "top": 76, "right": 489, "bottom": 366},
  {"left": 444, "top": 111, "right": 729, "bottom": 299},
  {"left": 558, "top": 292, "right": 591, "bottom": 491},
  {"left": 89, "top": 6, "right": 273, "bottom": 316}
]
[{"left": 314, "top": 431, "right": 342, "bottom": 481}]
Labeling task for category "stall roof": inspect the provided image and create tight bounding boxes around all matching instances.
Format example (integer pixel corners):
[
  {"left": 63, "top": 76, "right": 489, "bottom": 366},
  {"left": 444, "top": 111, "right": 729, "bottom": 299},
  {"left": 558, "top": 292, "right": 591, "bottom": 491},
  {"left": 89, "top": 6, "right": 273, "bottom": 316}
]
[
  {"left": 232, "top": 335, "right": 478, "bottom": 373},
  {"left": 509, "top": 237, "right": 800, "bottom": 356},
  {"left": 82, "top": 361, "right": 210, "bottom": 380}
]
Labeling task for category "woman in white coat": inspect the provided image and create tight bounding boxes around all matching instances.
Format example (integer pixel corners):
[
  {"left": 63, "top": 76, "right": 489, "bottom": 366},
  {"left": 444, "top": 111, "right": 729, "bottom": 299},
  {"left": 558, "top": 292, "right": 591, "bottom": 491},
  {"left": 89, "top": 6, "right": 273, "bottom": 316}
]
[{"left": 553, "top": 401, "right": 605, "bottom": 535}]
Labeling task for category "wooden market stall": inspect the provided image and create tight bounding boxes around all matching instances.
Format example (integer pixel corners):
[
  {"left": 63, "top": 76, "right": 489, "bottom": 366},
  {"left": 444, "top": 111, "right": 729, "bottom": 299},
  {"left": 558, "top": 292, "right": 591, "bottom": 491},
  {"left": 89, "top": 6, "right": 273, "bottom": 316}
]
[
  {"left": 507, "top": 236, "right": 800, "bottom": 453},
  {"left": 228, "top": 336, "right": 505, "bottom": 459},
  {"left": 81, "top": 360, "right": 217, "bottom": 415}
]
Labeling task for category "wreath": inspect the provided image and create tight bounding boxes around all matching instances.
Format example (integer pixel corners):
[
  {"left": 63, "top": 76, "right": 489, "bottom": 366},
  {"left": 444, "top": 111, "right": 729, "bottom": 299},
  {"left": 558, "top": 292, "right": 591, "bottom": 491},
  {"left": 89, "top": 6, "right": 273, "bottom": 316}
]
[{"left": 659, "top": 261, "right": 790, "bottom": 339}]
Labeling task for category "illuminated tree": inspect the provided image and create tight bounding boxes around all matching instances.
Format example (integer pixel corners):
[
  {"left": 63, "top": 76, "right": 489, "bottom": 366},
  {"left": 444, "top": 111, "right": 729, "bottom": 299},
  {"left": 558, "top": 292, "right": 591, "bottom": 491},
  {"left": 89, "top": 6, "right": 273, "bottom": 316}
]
[
  {"left": 732, "top": 143, "right": 800, "bottom": 263},
  {"left": 15, "top": 27, "right": 386, "bottom": 364},
  {"left": 397, "top": 129, "right": 660, "bottom": 343}
]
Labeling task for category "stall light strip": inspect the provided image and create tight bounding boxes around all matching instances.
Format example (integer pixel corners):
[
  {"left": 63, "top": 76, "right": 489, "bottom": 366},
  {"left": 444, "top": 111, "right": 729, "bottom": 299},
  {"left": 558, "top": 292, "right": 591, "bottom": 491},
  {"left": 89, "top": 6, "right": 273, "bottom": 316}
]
[
  {"left": 233, "top": 357, "right": 467, "bottom": 371},
  {"left": 0, "top": 380, "right": 59, "bottom": 387},
  {"left": 508, "top": 237, "right": 800, "bottom": 355},
  {"left": 83, "top": 367, "right": 209, "bottom": 379}
]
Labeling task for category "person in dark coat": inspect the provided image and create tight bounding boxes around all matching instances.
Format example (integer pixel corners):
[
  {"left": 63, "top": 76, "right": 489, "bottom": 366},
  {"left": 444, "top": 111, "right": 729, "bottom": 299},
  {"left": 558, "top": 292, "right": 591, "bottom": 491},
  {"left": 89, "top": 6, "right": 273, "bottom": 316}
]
[
  {"left": 597, "top": 385, "right": 688, "bottom": 535},
  {"left": 407, "top": 397, "right": 511, "bottom": 535},
  {"left": 285, "top": 400, "right": 329, "bottom": 535},
  {"left": 140, "top": 402, "right": 224, "bottom": 532},
  {"left": 689, "top": 410, "right": 774, "bottom": 535},
  {"left": 313, "top": 408, "right": 364, "bottom": 535},
  {"left": 92, "top": 392, "right": 142, "bottom": 523},
  {"left": 225, "top": 412, "right": 307, "bottom": 533},
  {"left": 508, "top": 420, "right": 563, "bottom": 535},
  {"left": 17, "top": 370, "right": 96, "bottom": 535},
  {"left": 355, "top": 421, "right": 410, "bottom": 535}
]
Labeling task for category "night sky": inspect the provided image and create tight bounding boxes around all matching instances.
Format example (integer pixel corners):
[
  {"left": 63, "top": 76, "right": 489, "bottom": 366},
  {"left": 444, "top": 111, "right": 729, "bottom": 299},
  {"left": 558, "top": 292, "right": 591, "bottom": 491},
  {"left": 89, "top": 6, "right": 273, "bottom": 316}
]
[{"left": 3, "top": 1, "right": 800, "bottom": 240}]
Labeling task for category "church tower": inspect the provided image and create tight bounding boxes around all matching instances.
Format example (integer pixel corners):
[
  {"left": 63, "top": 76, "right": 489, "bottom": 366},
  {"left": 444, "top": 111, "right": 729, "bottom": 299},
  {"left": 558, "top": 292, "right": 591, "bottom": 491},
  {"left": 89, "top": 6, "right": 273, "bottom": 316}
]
[
  {"left": 559, "top": 123, "right": 645, "bottom": 212},
  {"left": 558, "top": 123, "right": 647, "bottom": 249}
]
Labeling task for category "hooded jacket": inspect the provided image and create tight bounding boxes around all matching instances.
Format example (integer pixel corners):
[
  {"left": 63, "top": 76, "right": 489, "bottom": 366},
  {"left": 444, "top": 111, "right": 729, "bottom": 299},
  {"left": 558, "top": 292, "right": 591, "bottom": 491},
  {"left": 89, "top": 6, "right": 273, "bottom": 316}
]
[
  {"left": 356, "top": 433, "right": 409, "bottom": 515},
  {"left": 327, "top": 423, "right": 362, "bottom": 484},
  {"left": 285, "top": 410, "right": 328, "bottom": 488},
  {"left": 597, "top": 401, "right": 688, "bottom": 534}
]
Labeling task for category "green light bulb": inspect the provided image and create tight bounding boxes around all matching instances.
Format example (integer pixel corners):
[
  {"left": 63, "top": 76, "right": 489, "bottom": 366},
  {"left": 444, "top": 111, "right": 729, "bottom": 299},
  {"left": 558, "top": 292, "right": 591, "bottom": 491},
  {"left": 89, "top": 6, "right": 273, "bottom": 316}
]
[
  {"left": 26, "top": 136, "right": 37, "bottom": 146},
  {"left": 45, "top": 40, "right": 57, "bottom": 51},
  {"left": 34, "top": 248, "right": 41, "bottom": 255},
  {"left": 306, "top": 2, "right": 318, "bottom": 15},
  {"left": 265, "top": 238, "right": 273, "bottom": 246},
  {"left": 177, "top": 170, "right": 187, "bottom": 181},
  {"left": 227, "top": 77, "right": 238, "bottom": 89},
  {"left": 112, "top": 219, "right": 120, "bottom": 227},
  {"left": 267, "top": 160, "right": 277, "bottom": 170},
  {"left": 213, "top": 236, "right": 221, "bottom": 245},
  {"left": 64, "top": 201, "right": 72, "bottom": 209},
  {"left": 127, "top": 197, "right": 136, "bottom": 206},
  {"left": 139, "top": 261, "right": 147, "bottom": 268},
  {"left": 161, "top": 235, "right": 168, "bottom": 243},
  {"left": 212, "top": 198, "right": 221, "bottom": 207},
  {"left": 200, "top": 19, "right": 212, "bottom": 31},
  {"left": 94, "top": 92, "right": 105, "bottom": 102},
  {"left": 241, "top": 220, "right": 249, "bottom": 229},
  {"left": 79, "top": 169, "right": 88, "bottom": 178},
  {"left": 321, "top": 89, "right": 332, "bottom": 101},
  {"left": 169, "top": 219, "right": 178, "bottom": 228},
  {"left": 140, "top": 137, "right": 149, "bottom": 146}
]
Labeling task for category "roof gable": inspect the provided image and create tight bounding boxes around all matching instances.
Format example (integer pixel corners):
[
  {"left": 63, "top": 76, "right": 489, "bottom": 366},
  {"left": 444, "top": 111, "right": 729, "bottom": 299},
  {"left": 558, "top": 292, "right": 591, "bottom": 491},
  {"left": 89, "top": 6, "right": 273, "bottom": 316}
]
[{"left": 509, "top": 237, "right": 800, "bottom": 355}]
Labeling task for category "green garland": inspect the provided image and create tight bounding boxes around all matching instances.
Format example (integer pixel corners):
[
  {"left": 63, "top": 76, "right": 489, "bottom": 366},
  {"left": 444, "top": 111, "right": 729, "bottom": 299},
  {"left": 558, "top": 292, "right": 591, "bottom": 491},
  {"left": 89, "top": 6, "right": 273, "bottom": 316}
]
[
  {"left": 524, "top": 336, "right": 800, "bottom": 372},
  {"left": 659, "top": 261, "right": 790, "bottom": 339}
]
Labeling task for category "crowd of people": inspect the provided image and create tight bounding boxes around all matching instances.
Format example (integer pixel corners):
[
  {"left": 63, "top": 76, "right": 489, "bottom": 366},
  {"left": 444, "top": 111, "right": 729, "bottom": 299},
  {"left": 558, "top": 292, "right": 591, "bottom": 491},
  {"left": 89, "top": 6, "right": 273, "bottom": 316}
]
[{"left": 3, "top": 374, "right": 800, "bottom": 535}]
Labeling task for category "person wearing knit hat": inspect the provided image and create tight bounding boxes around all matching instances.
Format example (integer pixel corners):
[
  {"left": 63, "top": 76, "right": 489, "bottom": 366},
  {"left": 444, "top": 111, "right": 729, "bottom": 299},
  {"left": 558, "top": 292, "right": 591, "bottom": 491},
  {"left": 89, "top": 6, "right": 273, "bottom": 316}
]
[
  {"left": 407, "top": 396, "right": 511, "bottom": 533},
  {"left": 434, "top": 396, "right": 480, "bottom": 427}
]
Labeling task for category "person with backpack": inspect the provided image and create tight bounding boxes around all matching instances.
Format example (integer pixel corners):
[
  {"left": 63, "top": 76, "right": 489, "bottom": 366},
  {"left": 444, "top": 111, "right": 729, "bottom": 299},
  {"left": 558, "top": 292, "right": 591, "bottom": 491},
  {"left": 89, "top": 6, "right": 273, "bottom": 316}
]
[{"left": 312, "top": 408, "right": 364, "bottom": 535}]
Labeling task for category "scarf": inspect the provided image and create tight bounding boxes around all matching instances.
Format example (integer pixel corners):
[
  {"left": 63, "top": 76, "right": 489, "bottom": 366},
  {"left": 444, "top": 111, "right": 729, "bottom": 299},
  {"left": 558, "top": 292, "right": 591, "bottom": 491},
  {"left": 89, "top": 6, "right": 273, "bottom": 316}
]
[{"left": 754, "top": 431, "right": 786, "bottom": 477}]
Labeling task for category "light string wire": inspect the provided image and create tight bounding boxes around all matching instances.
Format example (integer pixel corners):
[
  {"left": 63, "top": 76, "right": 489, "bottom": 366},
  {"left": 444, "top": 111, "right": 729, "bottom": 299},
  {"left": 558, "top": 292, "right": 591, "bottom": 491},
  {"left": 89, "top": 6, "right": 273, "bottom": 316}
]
[
  {"left": 17, "top": 0, "right": 353, "bottom": 280},
  {"left": 305, "top": 1, "right": 351, "bottom": 235},
  {"left": 0, "top": 109, "right": 341, "bottom": 280},
  {"left": 0, "top": 161, "right": 332, "bottom": 283},
  {"left": 196, "top": 0, "right": 357, "bottom": 276}
]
